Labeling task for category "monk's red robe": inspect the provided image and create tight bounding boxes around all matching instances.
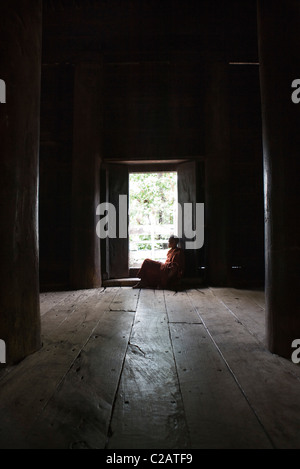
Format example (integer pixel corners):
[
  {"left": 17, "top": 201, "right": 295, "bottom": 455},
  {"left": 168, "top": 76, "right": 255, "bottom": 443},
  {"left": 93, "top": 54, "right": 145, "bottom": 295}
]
[{"left": 137, "top": 247, "right": 185, "bottom": 289}]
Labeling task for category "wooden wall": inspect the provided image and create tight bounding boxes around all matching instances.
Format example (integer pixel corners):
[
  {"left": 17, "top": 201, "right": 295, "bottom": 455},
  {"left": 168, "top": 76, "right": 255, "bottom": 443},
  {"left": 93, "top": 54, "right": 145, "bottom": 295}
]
[
  {"left": 39, "top": 0, "right": 264, "bottom": 290},
  {"left": 228, "top": 65, "right": 264, "bottom": 286},
  {"left": 39, "top": 64, "right": 74, "bottom": 290},
  {"left": 103, "top": 60, "right": 205, "bottom": 160}
]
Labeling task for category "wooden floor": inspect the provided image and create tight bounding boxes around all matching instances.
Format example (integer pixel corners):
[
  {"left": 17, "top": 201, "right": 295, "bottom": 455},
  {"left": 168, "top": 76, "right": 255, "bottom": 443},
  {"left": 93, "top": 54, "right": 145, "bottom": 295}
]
[{"left": 0, "top": 286, "right": 300, "bottom": 449}]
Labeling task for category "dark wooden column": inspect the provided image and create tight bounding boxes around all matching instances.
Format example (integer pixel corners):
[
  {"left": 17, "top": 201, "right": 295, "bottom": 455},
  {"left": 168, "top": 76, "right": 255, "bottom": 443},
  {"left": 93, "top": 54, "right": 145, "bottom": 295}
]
[
  {"left": 0, "top": 0, "right": 42, "bottom": 364},
  {"left": 71, "top": 62, "right": 103, "bottom": 289},
  {"left": 258, "top": 0, "right": 300, "bottom": 358},
  {"left": 205, "top": 62, "right": 231, "bottom": 286}
]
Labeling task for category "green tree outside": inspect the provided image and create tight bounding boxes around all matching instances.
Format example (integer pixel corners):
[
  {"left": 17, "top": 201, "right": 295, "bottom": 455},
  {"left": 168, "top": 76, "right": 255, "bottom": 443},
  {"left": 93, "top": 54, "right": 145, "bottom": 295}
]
[{"left": 129, "top": 172, "right": 178, "bottom": 267}]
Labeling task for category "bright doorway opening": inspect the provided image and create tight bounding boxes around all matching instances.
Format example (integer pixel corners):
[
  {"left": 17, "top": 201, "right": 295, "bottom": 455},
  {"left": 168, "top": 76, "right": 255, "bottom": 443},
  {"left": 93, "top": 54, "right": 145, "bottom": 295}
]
[{"left": 129, "top": 172, "right": 178, "bottom": 269}]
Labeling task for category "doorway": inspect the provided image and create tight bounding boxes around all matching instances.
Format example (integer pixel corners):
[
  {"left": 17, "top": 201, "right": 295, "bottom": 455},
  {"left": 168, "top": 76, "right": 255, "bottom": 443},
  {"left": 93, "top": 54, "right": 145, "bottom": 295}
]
[
  {"left": 128, "top": 171, "right": 178, "bottom": 270},
  {"left": 102, "top": 159, "right": 205, "bottom": 280}
]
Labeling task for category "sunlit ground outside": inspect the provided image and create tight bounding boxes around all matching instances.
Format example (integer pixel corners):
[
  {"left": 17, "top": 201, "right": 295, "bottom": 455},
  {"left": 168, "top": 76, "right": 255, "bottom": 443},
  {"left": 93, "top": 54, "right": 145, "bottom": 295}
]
[{"left": 129, "top": 172, "right": 178, "bottom": 268}]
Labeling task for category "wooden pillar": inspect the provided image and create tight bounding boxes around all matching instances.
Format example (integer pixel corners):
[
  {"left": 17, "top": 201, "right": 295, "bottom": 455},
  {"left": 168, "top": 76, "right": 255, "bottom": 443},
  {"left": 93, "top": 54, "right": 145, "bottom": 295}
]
[
  {"left": 0, "top": 1, "right": 42, "bottom": 364},
  {"left": 71, "top": 62, "right": 103, "bottom": 289},
  {"left": 205, "top": 62, "right": 231, "bottom": 286},
  {"left": 257, "top": 0, "right": 300, "bottom": 358}
]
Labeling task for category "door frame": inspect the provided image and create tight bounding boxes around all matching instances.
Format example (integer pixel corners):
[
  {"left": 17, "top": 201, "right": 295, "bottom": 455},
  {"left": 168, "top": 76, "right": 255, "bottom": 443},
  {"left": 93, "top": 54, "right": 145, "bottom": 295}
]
[{"left": 101, "top": 159, "right": 205, "bottom": 280}]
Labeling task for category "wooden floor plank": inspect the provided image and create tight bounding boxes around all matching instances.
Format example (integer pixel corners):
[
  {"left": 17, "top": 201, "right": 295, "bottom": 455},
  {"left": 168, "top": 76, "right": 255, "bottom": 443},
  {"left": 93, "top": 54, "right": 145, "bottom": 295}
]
[
  {"left": 0, "top": 288, "right": 119, "bottom": 448},
  {"left": 39, "top": 290, "right": 90, "bottom": 317},
  {"left": 2, "top": 286, "right": 300, "bottom": 449},
  {"left": 214, "top": 288, "right": 300, "bottom": 382},
  {"left": 109, "top": 287, "right": 140, "bottom": 313},
  {"left": 210, "top": 287, "right": 266, "bottom": 345},
  {"left": 23, "top": 310, "right": 135, "bottom": 449},
  {"left": 135, "top": 288, "right": 165, "bottom": 312},
  {"left": 164, "top": 289, "right": 202, "bottom": 324},
  {"left": 107, "top": 289, "right": 190, "bottom": 449},
  {"left": 170, "top": 322, "right": 273, "bottom": 448},
  {"left": 187, "top": 288, "right": 300, "bottom": 449},
  {"left": 214, "top": 288, "right": 300, "bottom": 381},
  {"left": 242, "top": 288, "right": 266, "bottom": 310},
  {"left": 40, "top": 289, "right": 96, "bottom": 337},
  {"left": 40, "top": 287, "right": 119, "bottom": 339}
]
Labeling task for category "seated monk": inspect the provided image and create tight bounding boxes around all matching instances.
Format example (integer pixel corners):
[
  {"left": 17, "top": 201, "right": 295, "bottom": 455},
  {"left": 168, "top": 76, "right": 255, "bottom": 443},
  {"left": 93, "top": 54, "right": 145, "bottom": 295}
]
[{"left": 133, "top": 235, "right": 185, "bottom": 290}]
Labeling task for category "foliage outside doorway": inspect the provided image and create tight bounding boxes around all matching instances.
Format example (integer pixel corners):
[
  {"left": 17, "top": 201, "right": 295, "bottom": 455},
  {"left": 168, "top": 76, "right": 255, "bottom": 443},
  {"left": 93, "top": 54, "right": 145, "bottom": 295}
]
[{"left": 129, "top": 172, "right": 178, "bottom": 268}]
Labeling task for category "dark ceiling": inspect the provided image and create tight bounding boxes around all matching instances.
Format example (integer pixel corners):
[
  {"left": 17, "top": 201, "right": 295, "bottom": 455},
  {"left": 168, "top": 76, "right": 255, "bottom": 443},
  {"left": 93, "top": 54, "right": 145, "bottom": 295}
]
[{"left": 42, "top": 0, "right": 259, "bottom": 64}]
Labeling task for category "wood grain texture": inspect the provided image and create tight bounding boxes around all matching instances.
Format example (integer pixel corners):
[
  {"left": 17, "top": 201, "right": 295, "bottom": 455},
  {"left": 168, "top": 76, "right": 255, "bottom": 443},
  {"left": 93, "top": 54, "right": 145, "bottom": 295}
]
[
  {"left": 0, "top": 0, "right": 42, "bottom": 364},
  {"left": 25, "top": 310, "right": 135, "bottom": 449},
  {"left": 1, "top": 287, "right": 300, "bottom": 449},
  {"left": 0, "top": 287, "right": 119, "bottom": 448},
  {"left": 107, "top": 289, "right": 190, "bottom": 449},
  {"left": 170, "top": 322, "right": 272, "bottom": 448},
  {"left": 187, "top": 288, "right": 300, "bottom": 449}
]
